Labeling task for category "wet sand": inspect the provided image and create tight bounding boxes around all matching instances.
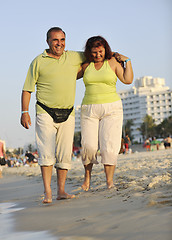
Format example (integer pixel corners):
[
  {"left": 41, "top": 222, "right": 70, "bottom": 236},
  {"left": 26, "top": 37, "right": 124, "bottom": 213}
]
[{"left": 0, "top": 148, "right": 172, "bottom": 240}]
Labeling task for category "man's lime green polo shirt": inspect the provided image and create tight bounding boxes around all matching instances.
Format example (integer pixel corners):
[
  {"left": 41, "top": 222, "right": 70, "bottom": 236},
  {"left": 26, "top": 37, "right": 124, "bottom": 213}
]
[{"left": 23, "top": 50, "right": 85, "bottom": 114}]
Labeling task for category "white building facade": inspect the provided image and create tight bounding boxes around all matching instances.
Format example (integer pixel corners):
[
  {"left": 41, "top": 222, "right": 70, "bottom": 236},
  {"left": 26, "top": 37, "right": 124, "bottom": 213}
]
[
  {"left": 75, "top": 76, "right": 172, "bottom": 142},
  {"left": 75, "top": 105, "right": 81, "bottom": 132},
  {"left": 119, "top": 76, "right": 172, "bottom": 142}
]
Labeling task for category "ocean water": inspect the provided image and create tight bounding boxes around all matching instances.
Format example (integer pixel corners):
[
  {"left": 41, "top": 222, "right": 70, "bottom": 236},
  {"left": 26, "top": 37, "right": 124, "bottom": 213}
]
[
  {"left": 0, "top": 203, "right": 97, "bottom": 240},
  {"left": 0, "top": 202, "right": 56, "bottom": 240}
]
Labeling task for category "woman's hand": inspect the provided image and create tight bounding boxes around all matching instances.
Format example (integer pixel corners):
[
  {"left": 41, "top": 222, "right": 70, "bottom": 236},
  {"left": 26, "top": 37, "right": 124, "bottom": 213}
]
[
  {"left": 77, "top": 63, "right": 89, "bottom": 79},
  {"left": 77, "top": 66, "right": 83, "bottom": 80}
]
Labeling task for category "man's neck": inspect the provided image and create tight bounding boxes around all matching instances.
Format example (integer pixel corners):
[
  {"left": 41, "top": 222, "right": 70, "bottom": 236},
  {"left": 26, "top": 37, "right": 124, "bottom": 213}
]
[{"left": 46, "top": 49, "right": 63, "bottom": 59}]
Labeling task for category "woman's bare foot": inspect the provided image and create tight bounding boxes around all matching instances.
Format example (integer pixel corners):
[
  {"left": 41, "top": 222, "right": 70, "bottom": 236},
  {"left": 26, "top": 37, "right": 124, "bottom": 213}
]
[
  {"left": 81, "top": 163, "right": 93, "bottom": 191},
  {"left": 81, "top": 181, "right": 90, "bottom": 191},
  {"left": 107, "top": 181, "right": 114, "bottom": 189},
  {"left": 56, "top": 192, "right": 75, "bottom": 200},
  {"left": 104, "top": 165, "right": 116, "bottom": 190}
]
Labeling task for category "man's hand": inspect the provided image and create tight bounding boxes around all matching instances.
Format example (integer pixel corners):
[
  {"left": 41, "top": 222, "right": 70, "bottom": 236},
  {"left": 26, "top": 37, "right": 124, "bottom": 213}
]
[
  {"left": 20, "top": 112, "right": 31, "bottom": 129},
  {"left": 21, "top": 91, "right": 32, "bottom": 129},
  {"left": 115, "top": 53, "right": 129, "bottom": 62},
  {"left": 113, "top": 52, "right": 129, "bottom": 68}
]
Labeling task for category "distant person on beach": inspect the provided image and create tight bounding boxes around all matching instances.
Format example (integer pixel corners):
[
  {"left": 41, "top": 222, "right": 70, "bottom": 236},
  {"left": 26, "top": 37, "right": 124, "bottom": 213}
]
[
  {"left": 164, "top": 136, "right": 171, "bottom": 149},
  {"left": 124, "top": 134, "right": 131, "bottom": 154},
  {"left": 25, "top": 151, "right": 36, "bottom": 165},
  {"left": 0, "top": 139, "right": 7, "bottom": 178},
  {"left": 144, "top": 138, "right": 151, "bottom": 151},
  {"left": 20, "top": 27, "right": 85, "bottom": 203},
  {"left": 77, "top": 36, "right": 133, "bottom": 190}
]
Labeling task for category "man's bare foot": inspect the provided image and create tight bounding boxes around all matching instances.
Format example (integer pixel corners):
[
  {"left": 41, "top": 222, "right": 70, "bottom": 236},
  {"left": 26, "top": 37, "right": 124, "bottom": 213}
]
[
  {"left": 81, "top": 182, "right": 90, "bottom": 191},
  {"left": 42, "top": 197, "right": 52, "bottom": 204},
  {"left": 56, "top": 192, "right": 75, "bottom": 200},
  {"left": 42, "top": 189, "right": 52, "bottom": 204},
  {"left": 42, "top": 194, "right": 52, "bottom": 204}
]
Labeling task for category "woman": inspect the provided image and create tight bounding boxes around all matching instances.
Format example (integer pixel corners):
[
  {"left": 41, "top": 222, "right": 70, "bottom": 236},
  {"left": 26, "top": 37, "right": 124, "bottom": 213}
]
[{"left": 77, "top": 36, "right": 133, "bottom": 190}]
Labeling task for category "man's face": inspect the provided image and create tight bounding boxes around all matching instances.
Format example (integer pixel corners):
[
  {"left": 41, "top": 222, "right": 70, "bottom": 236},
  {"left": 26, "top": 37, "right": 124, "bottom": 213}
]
[{"left": 47, "top": 31, "right": 65, "bottom": 58}]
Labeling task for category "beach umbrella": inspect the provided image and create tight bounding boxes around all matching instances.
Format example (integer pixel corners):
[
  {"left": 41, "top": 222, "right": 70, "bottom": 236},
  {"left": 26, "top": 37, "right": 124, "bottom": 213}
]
[{"left": 150, "top": 140, "right": 161, "bottom": 145}]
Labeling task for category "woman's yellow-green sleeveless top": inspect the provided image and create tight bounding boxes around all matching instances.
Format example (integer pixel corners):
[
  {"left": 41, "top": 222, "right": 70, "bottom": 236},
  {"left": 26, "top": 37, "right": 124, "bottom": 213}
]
[{"left": 82, "top": 60, "right": 121, "bottom": 105}]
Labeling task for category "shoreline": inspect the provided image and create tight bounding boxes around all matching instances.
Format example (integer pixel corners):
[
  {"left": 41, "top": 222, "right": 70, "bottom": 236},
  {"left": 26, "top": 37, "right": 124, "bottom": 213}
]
[{"left": 0, "top": 148, "right": 172, "bottom": 240}]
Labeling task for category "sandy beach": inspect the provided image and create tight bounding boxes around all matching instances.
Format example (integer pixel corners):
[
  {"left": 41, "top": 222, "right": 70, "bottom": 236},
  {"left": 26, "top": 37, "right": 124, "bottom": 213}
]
[{"left": 0, "top": 147, "right": 172, "bottom": 240}]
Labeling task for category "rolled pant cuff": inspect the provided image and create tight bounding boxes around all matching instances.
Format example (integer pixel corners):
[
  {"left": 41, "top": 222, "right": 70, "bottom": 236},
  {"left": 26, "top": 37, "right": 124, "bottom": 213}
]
[
  {"left": 38, "top": 158, "right": 56, "bottom": 166},
  {"left": 101, "top": 152, "right": 118, "bottom": 165},
  {"left": 54, "top": 162, "right": 71, "bottom": 170}
]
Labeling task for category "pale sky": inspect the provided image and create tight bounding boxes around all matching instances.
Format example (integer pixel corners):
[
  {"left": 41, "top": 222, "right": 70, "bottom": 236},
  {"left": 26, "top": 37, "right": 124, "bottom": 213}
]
[{"left": 0, "top": 0, "right": 171, "bottom": 149}]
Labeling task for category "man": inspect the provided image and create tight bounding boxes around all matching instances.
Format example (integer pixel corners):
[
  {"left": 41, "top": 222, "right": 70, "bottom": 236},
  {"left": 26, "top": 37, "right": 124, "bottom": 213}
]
[
  {"left": 21, "top": 27, "right": 85, "bottom": 203},
  {"left": 164, "top": 136, "right": 171, "bottom": 149},
  {"left": 0, "top": 139, "right": 6, "bottom": 178}
]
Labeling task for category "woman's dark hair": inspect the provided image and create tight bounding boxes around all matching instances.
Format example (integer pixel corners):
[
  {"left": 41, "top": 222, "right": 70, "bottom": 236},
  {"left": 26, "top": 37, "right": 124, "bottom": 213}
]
[
  {"left": 47, "top": 27, "right": 66, "bottom": 41},
  {"left": 84, "top": 36, "right": 112, "bottom": 62}
]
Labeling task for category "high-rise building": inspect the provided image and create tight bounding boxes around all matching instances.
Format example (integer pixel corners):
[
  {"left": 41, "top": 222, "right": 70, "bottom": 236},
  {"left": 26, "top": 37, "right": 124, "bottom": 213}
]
[
  {"left": 75, "top": 105, "right": 81, "bottom": 132},
  {"left": 75, "top": 76, "right": 172, "bottom": 142}
]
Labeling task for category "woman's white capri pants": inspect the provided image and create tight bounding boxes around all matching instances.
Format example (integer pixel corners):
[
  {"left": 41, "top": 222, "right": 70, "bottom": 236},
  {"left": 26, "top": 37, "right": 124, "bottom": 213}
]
[{"left": 81, "top": 100, "right": 123, "bottom": 166}]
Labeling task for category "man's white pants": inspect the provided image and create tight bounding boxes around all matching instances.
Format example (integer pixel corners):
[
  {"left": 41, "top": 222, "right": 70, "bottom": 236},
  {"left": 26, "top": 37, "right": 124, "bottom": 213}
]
[{"left": 36, "top": 113, "right": 75, "bottom": 169}]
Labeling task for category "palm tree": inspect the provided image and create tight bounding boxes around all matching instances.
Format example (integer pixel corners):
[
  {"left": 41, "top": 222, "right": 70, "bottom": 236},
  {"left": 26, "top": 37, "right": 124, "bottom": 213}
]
[
  {"left": 138, "top": 114, "right": 156, "bottom": 139},
  {"left": 155, "top": 115, "right": 172, "bottom": 137},
  {"left": 74, "top": 131, "right": 81, "bottom": 147},
  {"left": 123, "top": 119, "right": 134, "bottom": 140}
]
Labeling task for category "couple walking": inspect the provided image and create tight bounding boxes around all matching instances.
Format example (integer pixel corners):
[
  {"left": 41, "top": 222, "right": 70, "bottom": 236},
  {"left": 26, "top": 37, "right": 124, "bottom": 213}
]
[{"left": 21, "top": 27, "right": 133, "bottom": 203}]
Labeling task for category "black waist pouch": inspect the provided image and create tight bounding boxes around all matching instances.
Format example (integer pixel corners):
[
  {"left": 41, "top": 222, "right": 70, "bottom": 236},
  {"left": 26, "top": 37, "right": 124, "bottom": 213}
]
[{"left": 37, "top": 101, "right": 73, "bottom": 123}]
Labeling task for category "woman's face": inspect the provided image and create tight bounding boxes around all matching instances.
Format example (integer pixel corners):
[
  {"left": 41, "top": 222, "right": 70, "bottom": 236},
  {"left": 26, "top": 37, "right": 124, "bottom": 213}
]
[{"left": 90, "top": 45, "right": 105, "bottom": 63}]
